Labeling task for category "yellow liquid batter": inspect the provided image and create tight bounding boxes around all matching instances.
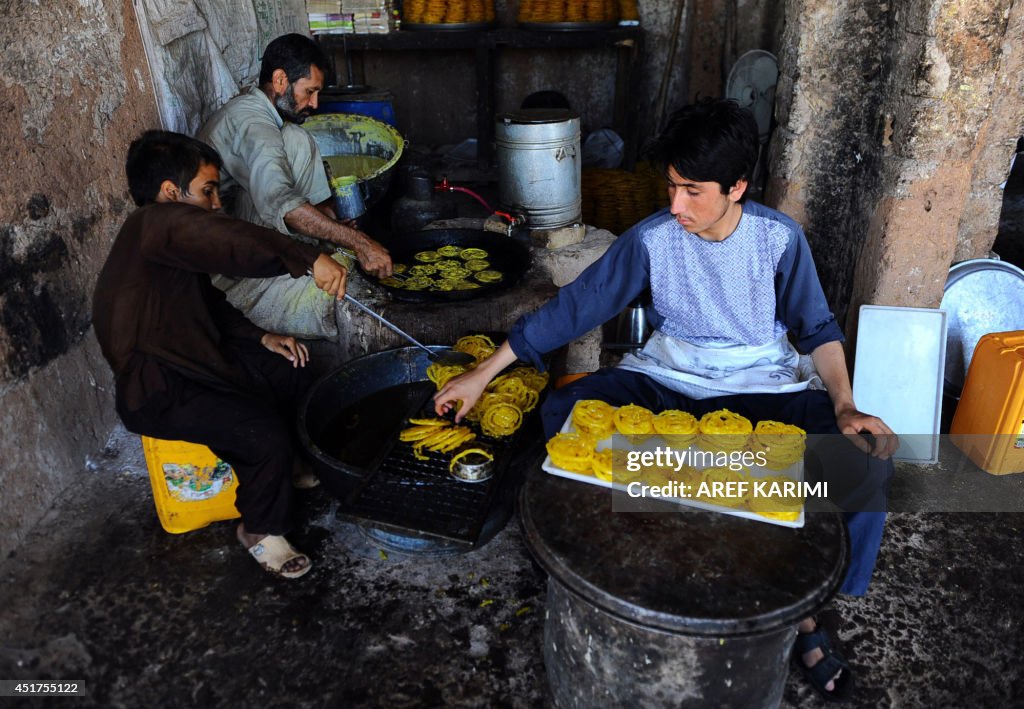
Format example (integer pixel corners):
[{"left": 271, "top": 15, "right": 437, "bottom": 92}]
[{"left": 324, "top": 154, "right": 390, "bottom": 180}]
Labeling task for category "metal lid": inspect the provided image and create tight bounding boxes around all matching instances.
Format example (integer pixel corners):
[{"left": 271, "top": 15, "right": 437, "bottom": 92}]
[
  {"left": 519, "top": 470, "right": 847, "bottom": 635},
  {"left": 498, "top": 108, "right": 580, "bottom": 125}
]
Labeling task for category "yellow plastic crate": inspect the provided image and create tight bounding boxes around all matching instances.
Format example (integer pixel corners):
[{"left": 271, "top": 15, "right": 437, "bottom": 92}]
[{"left": 141, "top": 436, "right": 241, "bottom": 533}]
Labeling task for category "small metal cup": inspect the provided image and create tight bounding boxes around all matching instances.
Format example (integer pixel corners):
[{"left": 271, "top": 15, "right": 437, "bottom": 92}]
[
  {"left": 450, "top": 450, "right": 494, "bottom": 483},
  {"left": 332, "top": 175, "right": 366, "bottom": 221}
]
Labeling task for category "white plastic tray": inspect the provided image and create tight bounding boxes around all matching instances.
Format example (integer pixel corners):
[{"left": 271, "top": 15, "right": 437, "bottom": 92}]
[
  {"left": 541, "top": 404, "right": 805, "bottom": 528},
  {"left": 852, "top": 305, "right": 947, "bottom": 464}
]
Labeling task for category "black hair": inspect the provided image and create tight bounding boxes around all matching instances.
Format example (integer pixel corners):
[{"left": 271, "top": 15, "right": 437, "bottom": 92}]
[
  {"left": 125, "top": 130, "right": 223, "bottom": 206},
  {"left": 644, "top": 98, "right": 759, "bottom": 199},
  {"left": 258, "top": 33, "right": 329, "bottom": 86}
]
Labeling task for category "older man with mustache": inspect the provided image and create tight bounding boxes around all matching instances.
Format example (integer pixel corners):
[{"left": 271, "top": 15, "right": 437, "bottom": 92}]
[{"left": 199, "top": 33, "right": 392, "bottom": 338}]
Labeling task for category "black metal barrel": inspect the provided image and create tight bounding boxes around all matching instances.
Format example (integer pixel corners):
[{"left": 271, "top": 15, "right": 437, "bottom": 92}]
[{"left": 520, "top": 469, "right": 848, "bottom": 708}]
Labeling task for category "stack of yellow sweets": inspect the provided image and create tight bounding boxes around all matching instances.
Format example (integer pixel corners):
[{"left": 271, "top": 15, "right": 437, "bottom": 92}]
[
  {"left": 695, "top": 467, "right": 748, "bottom": 508},
  {"left": 750, "top": 420, "right": 807, "bottom": 469},
  {"left": 613, "top": 404, "right": 654, "bottom": 436},
  {"left": 697, "top": 409, "right": 752, "bottom": 452},
  {"left": 652, "top": 409, "right": 699, "bottom": 446},
  {"left": 400, "top": 418, "right": 476, "bottom": 461},
  {"left": 404, "top": 0, "right": 494, "bottom": 23},
  {"left": 747, "top": 474, "right": 804, "bottom": 522},
  {"left": 571, "top": 399, "right": 617, "bottom": 438},
  {"left": 518, "top": 0, "right": 619, "bottom": 23},
  {"left": 545, "top": 431, "right": 596, "bottom": 473},
  {"left": 480, "top": 402, "right": 523, "bottom": 438},
  {"left": 426, "top": 362, "right": 467, "bottom": 389},
  {"left": 425, "top": 334, "right": 547, "bottom": 439},
  {"left": 453, "top": 333, "right": 496, "bottom": 362}
]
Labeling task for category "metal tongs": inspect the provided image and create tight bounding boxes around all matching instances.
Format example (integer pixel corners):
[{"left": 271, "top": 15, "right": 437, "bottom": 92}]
[{"left": 342, "top": 293, "right": 475, "bottom": 367}]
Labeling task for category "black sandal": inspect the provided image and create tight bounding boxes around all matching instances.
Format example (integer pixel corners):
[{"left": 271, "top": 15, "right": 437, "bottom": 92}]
[{"left": 793, "top": 622, "right": 854, "bottom": 702}]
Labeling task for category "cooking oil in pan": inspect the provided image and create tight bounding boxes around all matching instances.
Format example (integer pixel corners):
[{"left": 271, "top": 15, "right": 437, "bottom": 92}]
[{"left": 318, "top": 382, "right": 433, "bottom": 467}]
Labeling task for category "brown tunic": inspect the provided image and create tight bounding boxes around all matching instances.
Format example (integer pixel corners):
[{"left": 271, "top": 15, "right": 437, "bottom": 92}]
[{"left": 92, "top": 202, "right": 321, "bottom": 410}]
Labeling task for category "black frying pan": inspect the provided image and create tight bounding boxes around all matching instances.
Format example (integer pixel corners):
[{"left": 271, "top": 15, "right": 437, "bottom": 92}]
[{"left": 364, "top": 228, "right": 532, "bottom": 303}]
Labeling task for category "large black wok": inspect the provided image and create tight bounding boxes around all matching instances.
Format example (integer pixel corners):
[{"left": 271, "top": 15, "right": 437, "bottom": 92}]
[
  {"left": 298, "top": 345, "right": 543, "bottom": 547},
  {"left": 364, "top": 228, "right": 532, "bottom": 303}
]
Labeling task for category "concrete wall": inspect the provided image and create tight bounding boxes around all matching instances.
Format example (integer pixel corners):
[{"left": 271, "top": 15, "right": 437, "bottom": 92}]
[
  {"left": 0, "top": 0, "right": 158, "bottom": 558},
  {"left": 768, "top": 0, "right": 1024, "bottom": 339}
]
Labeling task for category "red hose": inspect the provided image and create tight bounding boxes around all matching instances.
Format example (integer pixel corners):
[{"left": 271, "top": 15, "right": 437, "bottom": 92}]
[{"left": 436, "top": 177, "right": 493, "bottom": 212}]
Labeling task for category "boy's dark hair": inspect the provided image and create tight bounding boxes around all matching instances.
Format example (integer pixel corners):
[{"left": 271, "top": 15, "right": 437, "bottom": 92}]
[
  {"left": 645, "top": 98, "right": 759, "bottom": 199},
  {"left": 258, "top": 33, "right": 329, "bottom": 86},
  {"left": 125, "top": 130, "right": 222, "bottom": 206}
]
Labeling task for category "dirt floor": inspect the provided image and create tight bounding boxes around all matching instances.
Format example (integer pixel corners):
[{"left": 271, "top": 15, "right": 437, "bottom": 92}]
[
  {"left": 3, "top": 155, "right": 1024, "bottom": 707},
  {"left": 1, "top": 425, "right": 1023, "bottom": 708}
]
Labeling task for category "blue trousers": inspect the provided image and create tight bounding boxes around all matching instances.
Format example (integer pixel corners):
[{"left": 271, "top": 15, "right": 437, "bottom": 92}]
[{"left": 543, "top": 368, "right": 892, "bottom": 596}]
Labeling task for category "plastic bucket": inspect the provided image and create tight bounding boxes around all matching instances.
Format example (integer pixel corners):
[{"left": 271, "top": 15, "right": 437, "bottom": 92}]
[
  {"left": 302, "top": 113, "right": 405, "bottom": 209},
  {"left": 316, "top": 87, "right": 397, "bottom": 126}
]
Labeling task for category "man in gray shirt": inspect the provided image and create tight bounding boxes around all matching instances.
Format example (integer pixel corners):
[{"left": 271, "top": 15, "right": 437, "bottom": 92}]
[{"left": 200, "top": 33, "right": 392, "bottom": 338}]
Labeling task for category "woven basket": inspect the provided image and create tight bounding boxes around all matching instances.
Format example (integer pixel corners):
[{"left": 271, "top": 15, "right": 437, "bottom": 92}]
[{"left": 581, "top": 163, "right": 667, "bottom": 235}]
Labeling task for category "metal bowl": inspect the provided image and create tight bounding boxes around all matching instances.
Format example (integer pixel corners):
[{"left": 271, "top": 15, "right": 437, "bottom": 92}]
[
  {"left": 301, "top": 113, "right": 404, "bottom": 209},
  {"left": 940, "top": 258, "right": 1024, "bottom": 396}
]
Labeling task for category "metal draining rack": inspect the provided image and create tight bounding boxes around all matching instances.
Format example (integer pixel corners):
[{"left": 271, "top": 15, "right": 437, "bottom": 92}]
[{"left": 337, "top": 391, "right": 535, "bottom": 547}]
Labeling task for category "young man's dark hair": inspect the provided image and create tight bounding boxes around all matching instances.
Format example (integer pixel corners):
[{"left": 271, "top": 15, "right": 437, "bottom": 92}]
[
  {"left": 125, "top": 130, "right": 223, "bottom": 206},
  {"left": 645, "top": 98, "right": 759, "bottom": 200},
  {"left": 258, "top": 33, "right": 329, "bottom": 87}
]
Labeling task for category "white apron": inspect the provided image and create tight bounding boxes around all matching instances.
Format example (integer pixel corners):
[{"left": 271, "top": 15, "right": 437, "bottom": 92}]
[{"left": 617, "top": 330, "right": 821, "bottom": 400}]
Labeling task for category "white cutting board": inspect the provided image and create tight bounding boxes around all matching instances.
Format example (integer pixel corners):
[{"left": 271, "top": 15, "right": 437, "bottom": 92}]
[{"left": 852, "top": 305, "right": 947, "bottom": 464}]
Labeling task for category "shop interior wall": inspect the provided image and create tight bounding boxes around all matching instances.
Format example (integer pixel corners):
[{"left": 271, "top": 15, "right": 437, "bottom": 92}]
[
  {"left": 350, "top": 0, "right": 785, "bottom": 151},
  {"left": 0, "top": 0, "right": 158, "bottom": 559}
]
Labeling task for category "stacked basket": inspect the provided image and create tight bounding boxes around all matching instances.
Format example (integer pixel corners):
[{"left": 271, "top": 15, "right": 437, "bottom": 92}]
[{"left": 581, "top": 162, "right": 667, "bottom": 235}]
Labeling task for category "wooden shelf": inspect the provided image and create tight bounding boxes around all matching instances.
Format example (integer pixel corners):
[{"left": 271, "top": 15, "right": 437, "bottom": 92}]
[{"left": 317, "top": 27, "right": 643, "bottom": 167}]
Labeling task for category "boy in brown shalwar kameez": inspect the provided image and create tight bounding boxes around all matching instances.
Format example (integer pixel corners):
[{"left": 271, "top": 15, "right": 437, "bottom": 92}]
[{"left": 93, "top": 130, "right": 348, "bottom": 578}]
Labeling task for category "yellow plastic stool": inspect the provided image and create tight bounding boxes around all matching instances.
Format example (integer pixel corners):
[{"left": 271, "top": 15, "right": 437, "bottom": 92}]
[{"left": 141, "top": 436, "right": 241, "bottom": 533}]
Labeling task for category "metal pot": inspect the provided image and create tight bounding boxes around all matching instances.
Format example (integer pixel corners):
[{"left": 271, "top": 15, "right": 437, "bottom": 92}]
[{"left": 297, "top": 346, "right": 544, "bottom": 548}]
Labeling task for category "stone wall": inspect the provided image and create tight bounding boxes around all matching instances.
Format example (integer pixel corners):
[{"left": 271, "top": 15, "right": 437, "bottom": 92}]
[
  {"left": 0, "top": 0, "right": 158, "bottom": 558},
  {"left": 769, "top": 0, "right": 1023, "bottom": 344}
]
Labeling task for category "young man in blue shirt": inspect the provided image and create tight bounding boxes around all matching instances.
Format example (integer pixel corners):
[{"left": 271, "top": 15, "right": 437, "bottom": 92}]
[{"left": 436, "top": 99, "right": 897, "bottom": 700}]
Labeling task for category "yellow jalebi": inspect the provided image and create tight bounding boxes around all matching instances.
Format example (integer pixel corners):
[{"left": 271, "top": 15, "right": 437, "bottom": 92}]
[
  {"left": 696, "top": 467, "right": 749, "bottom": 508},
  {"left": 590, "top": 449, "right": 614, "bottom": 481},
  {"left": 652, "top": 409, "right": 699, "bottom": 447},
  {"left": 750, "top": 420, "right": 806, "bottom": 470},
  {"left": 489, "top": 376, "right": 539, "bottom": 412},
  {"left": 426, "top": 362, "right": 467, "bottom": 389},
  {"left": 546, "top": 432, "right": 595, "bottom": 473},
  {"left": 449, "top": 447, "right": 494, "bottom": 472},
  {"left": 508, "top": 366, "right": 549, "bottom": 392},
  {"left": 480, "top": 402, "right": 523, "bottom": 438},
  {"left": 747, "top": 474, "right": 804, "bottom": 522},
  {"left": 613, "top": 404, "right": 655, "bottom": 434},
  {"left": 399, "top": 419, "right": 477, "bottom": 460},
  {"left": 697, "top": 409, "right": 752, "bottom": 452},
  {"left": 571, "top": 399, "right": 617, "bottom": 439},
  {"left": 453, "top": 334, "right": 496, "bottom": 362},
  {"left": 464, "top": 392, "right": 513, "bottom": 423}
]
